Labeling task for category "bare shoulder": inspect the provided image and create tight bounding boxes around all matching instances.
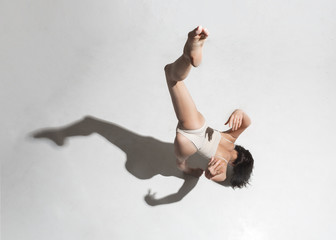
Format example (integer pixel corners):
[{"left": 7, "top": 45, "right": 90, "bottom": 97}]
[
  {"left": 221, "top": 131, "right": 238, "bottom": 143},
  {"left": 223, "top": 124, "right": 250, "bottom": 141}
]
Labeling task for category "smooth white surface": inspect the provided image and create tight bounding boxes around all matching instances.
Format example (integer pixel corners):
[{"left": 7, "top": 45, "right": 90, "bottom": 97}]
[{"left": 1, "top": 0, "right": 336, "bottom": 239}]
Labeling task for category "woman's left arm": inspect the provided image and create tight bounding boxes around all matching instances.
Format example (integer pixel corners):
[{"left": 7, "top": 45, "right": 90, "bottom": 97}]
[{"left": 224, "top": 109, "right": 251, "bottom": 139}]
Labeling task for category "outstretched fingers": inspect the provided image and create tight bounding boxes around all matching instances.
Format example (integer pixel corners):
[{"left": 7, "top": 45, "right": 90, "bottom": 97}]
[{"left": 225, "top": 115, "right": 243, "bottom": 131}]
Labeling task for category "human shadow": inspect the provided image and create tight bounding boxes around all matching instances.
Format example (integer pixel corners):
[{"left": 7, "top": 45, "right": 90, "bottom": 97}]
[{"left": 31, "top": 115, "right": 216, "bottom": 206}]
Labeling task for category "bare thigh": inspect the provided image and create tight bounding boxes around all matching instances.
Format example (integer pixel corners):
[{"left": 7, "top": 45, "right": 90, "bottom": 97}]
[
  {"left": 167, "top": 78, "right": 205, "bottom": 159},
  {"left": 166, "top": 79, "right": 205, "bottom": 130},
  {"left": 165, "top": 78, "right": 205, "bottom": 160},
  {"left": 173, "top": 132, "right": 197, "bottom": 161}
]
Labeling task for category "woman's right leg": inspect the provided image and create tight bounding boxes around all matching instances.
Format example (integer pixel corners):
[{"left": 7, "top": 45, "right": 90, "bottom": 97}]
[{"left": 165, "top": 26, "right": 209, "bottom": 130}]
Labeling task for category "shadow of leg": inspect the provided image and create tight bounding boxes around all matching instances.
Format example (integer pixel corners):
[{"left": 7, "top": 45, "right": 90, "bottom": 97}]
[
  {"left": 31, "top": 116, "right": 96, "bottom": 146},
  {"left": 31, "top": 116, "right": 207, "bottom": 206}
]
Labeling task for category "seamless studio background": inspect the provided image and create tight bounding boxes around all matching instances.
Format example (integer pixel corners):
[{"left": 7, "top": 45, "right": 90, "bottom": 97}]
[{"left": 1, "top": 0, "right": 336, "bottom": 239}]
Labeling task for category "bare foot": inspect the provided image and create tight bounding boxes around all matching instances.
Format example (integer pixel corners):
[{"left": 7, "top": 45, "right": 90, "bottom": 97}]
[{"left": 183, "top": 25, "right": 209, "bottom": 67}]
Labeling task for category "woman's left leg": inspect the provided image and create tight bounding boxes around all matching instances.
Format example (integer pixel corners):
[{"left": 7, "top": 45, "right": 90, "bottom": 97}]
[{"left": 164, "top": 26, "right": 209, "bottom": 130}]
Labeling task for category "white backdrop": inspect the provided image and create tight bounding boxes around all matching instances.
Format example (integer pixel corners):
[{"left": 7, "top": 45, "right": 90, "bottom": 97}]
[{"left": 1, "top": 0, "right": 336, "bottom": 239}]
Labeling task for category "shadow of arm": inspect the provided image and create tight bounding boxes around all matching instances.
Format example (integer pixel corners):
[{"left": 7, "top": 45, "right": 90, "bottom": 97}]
[{"left": 144, "top": 175, "right": 199, "bottom": 206}]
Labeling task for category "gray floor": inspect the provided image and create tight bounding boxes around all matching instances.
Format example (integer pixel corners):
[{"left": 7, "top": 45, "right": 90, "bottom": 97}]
[{"left": 2, "top": 0, "right": 336, "bottom": 239}]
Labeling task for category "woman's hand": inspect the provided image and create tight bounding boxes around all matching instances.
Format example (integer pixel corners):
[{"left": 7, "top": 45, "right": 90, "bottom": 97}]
[
  {"left": 205, "top": 157, "right": 227, "bottom": 181},
  {"left": 206, "top": 157, "right": 225, "bottom": 176},
  {"left": 225, "top": 109, "right": 244, "bottom": 131}
]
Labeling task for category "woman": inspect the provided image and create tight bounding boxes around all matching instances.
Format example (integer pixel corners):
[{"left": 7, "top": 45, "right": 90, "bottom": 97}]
[{"left": 164, "top": 26, "right": 254, "bottom": 188}]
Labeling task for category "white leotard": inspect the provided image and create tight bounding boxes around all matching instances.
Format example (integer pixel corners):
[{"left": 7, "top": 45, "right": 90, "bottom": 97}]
[{"left": 176, "top": 121, "right": 234, "bottom": 161}]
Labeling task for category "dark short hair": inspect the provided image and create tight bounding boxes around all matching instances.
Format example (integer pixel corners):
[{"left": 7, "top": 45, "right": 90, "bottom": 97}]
[{"left": 231, "top": 145, "right": 254, "bottom": 188}]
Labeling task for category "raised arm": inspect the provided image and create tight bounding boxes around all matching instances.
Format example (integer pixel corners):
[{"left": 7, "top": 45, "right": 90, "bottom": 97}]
[{"left": 224, "top": 109, "right": 251, "bottom": 140}]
